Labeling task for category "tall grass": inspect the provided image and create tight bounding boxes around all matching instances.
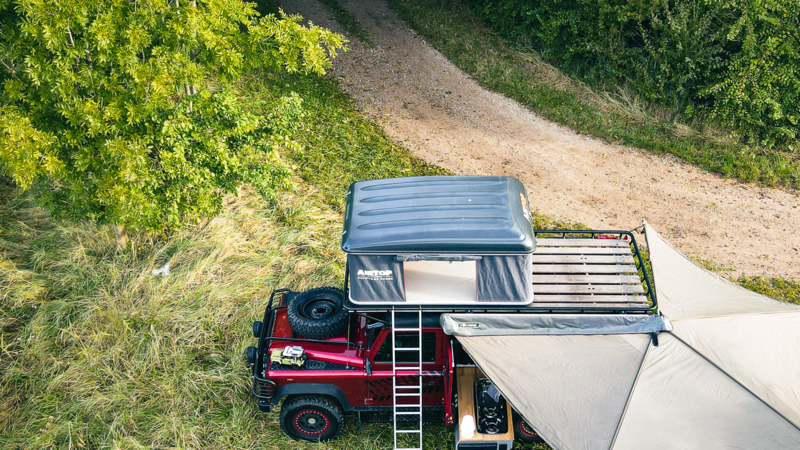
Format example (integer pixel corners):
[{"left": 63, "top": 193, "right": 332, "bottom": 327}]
[{"left": 0, "top": 66, "right": 459, "bottom": 448}]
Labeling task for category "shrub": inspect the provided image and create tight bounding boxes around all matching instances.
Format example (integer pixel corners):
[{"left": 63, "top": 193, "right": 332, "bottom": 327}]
[{"left": 463, "top": 0, "right": 800, "bottom": 148}]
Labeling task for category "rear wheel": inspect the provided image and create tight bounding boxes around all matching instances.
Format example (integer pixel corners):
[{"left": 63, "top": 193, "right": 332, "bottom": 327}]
[
  {"left": 287, "top": 287, "right": 348, "bottom": 340},
  {"left": 513, "top": 412, "right": 544, "bottom": 444},
  {"left": 279, "top": 395, "right": 344, "bottom": 442}
]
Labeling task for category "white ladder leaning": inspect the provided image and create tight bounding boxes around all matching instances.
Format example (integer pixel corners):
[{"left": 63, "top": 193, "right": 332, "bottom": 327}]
[{"left": 391, "top": 309, "right": 424, "bottom": 450}]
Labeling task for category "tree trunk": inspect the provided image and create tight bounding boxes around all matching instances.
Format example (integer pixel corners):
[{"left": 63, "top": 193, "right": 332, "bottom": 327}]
[{"left": 113, "top": 224, "right": 129, "bottom": 251}]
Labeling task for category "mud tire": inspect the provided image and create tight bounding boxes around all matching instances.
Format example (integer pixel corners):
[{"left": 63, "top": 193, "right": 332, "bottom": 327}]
[
  {"left": 280, "top": 395, "right": 344, "bottom": 442},
  {"left": 286, "top": 287, "right": 348, "bottom": 340},
  {"left": 513, "top": 412, "right": 544, "bottom": 444}
]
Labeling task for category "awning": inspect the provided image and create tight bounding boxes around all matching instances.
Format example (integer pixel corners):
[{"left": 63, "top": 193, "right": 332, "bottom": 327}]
[
  {"left": 442, "top": 222, "right": 800, "bottom": 450},
  {"left": 645, "top": 222, "right": 800, "bottom": 430}
]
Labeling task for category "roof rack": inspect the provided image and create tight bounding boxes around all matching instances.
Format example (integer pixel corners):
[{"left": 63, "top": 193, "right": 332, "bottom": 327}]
[{"left": 343, "top": 229, "right": 657, "bottom": 314}]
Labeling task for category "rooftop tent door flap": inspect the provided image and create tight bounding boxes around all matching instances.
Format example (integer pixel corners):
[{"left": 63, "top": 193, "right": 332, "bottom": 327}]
[
  {"left": 348, "top": 254, "right": 405, "bottom": 303},
  {"left": 477, "top": 255, "right": 533, "bottom": 303}
]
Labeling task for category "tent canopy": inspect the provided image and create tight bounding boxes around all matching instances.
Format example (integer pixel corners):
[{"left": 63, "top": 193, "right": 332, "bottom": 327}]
[{"left": 443, "top": 222, "right": 800, "bottom": 450}]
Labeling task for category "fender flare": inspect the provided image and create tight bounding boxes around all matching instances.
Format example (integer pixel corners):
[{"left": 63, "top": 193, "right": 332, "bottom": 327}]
[{"left": 271, "top": 383, "right": 353, "bottom": 411}]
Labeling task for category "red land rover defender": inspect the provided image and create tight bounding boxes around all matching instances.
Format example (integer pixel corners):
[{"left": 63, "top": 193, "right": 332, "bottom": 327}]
[{"left": 246, "top": 176, "right": 656, "bottom": 449}]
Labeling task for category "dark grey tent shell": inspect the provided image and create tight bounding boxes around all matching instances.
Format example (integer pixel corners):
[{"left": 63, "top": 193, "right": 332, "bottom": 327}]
[
  {"left": 343, "top": 176, "right": 536, "bottom": 306},
  {"left": 341, "top": 176, "right": 535, "bottom": 254}
]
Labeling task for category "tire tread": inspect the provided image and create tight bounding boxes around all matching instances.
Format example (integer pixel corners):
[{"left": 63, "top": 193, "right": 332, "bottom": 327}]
[
  {"left": 279, "top": 395, "right": 344, "bottom": 442},
  {"left": 286, "top": 287, "right": 348, "bottom": 340}
]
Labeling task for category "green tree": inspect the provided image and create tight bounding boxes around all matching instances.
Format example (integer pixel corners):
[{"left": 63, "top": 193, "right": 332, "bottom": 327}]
[
  {"left": 0, "top": 0, "right": 345, "bottom": 247},
  {"left": 703, "top": 0, "right": 800, "bottom": 147}
]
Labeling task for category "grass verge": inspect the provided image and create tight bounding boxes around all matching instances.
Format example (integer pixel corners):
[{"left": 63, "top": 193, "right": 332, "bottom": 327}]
[{"left": 386, "top": 0, "right": 800, "bottom": 190}]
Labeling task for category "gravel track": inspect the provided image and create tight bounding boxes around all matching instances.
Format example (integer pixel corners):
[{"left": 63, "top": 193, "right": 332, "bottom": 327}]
[{"left": 281, "top": 0, "right": 800, "bottom": 278}]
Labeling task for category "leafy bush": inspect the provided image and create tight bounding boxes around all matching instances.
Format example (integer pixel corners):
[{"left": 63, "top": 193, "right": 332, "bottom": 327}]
[
  {"left": 0, "top": 0, "right": 345, "bottom": 240},
  {"left": 463, "top": 0, "right": 800, "bottom": 148}
]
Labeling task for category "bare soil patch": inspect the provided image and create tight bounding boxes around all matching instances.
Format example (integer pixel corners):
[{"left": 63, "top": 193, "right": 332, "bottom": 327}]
[{"left": 281, "top": 0, "right": 800, "bottom": 278}]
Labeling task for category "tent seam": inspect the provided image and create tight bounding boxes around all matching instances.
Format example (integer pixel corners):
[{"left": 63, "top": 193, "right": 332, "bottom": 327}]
[
  {"left": 671, "top": 333, "right": 800, "bottom": 433},
  {"left": 608, "top": 332, "right": 654, "bottom": 450}
]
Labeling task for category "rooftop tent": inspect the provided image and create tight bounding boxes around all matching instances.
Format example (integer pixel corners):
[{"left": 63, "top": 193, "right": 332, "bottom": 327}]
[
  {"left": 442, "top": 223, "right": 800, "bottom": 450},
  {"left": 342, "top": 176, "right": 536, "bottom": 306}
]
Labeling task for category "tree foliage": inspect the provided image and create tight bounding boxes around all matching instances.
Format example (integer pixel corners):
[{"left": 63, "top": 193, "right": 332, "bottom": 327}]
[
  {"left": 464, "top": 0, "right": 800, "bottom": 148},
  {"left": 0, "top": 0, "right": 345, "bottom": 234}
]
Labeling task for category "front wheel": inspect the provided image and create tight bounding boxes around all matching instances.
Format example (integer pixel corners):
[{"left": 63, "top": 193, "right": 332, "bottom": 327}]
[
  {"left": 279, "top": 395, "right": 344, "bottom": 442},
  {"left": 513, "top": 412, "right": 544, "bottom": 444}
]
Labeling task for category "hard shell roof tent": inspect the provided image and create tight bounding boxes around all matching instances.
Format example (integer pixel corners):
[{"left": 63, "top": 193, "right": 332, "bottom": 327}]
[{"left": 342, "top": 176, "right": 536, "bottom": 307}]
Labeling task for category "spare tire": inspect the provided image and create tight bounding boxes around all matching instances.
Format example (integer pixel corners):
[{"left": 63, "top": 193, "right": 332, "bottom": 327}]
[{"left": 287, "top": 287, "right": 348, "bottom": 340}]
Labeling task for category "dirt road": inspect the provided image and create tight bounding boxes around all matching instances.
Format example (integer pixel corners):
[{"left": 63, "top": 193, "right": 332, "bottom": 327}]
[{"left": 281, "top": 0, "right": 799, "bottom": 278}]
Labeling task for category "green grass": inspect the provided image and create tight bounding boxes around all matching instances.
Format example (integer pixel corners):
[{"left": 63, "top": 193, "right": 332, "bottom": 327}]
[
  {"left": 386, "top": 0, "right": 800, "bottom": 190},
  {"left": 737, "top": 277, "right": 800, "bottom": 304}
]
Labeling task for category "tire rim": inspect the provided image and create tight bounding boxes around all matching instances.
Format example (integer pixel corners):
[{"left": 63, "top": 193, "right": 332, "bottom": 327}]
[
  {"left": 293, "top": 409, "right": 330, "bottom": 436},
  {"left": 519, "top": 418, "right": 539, "bottom": 438},
  {"left": 301, "top": 298, "right": 337, "bottom": 319}
]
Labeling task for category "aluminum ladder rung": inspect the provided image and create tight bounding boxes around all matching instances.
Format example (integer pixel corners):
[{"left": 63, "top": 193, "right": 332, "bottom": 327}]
[{"left": 391, "top": 309, "right": 423, "bottom": 450}]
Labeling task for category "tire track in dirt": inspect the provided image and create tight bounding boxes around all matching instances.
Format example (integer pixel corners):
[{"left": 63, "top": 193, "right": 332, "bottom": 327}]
[{"left": 280, "top": 0, "right": 800, "bottom": 278}]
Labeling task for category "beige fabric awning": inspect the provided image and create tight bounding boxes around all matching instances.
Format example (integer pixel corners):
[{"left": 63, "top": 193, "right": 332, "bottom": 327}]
[
  {"left": 645, "top": 222, "right": 800, "bottom": 431},
  {"left": 444, "top": 222, "right": 800, "bottom": 450}
]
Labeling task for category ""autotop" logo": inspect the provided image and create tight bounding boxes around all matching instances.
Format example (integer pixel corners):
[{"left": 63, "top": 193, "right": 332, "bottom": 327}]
[{"left": 357, "top": 269, "right": 394, "bottom": 281}]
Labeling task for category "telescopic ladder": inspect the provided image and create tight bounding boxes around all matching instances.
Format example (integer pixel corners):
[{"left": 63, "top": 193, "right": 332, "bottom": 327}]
[{"left": 391, "top": 309, "right": 424, "bottom": 450}]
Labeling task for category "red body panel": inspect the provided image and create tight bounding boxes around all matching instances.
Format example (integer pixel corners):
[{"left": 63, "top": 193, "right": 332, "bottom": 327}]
[
  {"left": 262, "top": 306, "right": 447, "bottom": 412},
  {"left": 366, "top": 328, "right": 445, "bottom": 407}
]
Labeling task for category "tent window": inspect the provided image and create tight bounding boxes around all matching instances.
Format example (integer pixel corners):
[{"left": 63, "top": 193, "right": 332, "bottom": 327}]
[{"left": 403, "top": 260, "right": 477, "bottom": 303}]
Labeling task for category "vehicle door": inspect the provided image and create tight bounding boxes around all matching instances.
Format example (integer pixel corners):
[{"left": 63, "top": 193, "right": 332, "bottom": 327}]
[{"left": 366, "top": 327, "right": 445, "bottom": 408}]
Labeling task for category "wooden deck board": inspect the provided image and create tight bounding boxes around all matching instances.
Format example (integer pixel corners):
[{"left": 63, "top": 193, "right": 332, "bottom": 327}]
[
  {"left": 531, "top": 274, "right": 642, "bottom": 284},
  {"left": 530, "top": 254, "right": 635, "bottom": 264},
  {"left": 529, "top": 302, "right": 651, "bottom": 309},
  {"left": 533, "top": 246, "right": 632, "bottom": 255},
  {"left": 531, "top": 294, "right": 650, "bottom": 303},
  {"left": 533, "top": 284, "right": 645, "bottom": 294},
  {"left": 536, "top": 238, "right": 630, "bottom": 247},
  {"left": 531, "top": 264, "right": 639, "bottom": 274},
  {"left": 527, "top": 235, "right": 650, "bottom": 309}
]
